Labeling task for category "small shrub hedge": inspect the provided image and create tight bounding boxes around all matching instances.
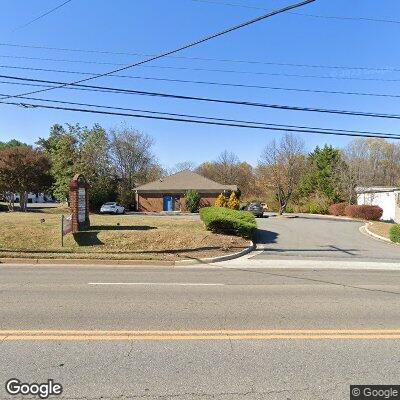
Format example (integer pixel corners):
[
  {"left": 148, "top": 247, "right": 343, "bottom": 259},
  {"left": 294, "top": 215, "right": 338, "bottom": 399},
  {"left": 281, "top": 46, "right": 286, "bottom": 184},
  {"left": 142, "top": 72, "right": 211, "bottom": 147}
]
[
  {"left": 390, "top": 225, "right": 400, "bottom": 243},
  {"left": 344, "top": 204, "right": 383, "bottom": 221},
  {"left": 199, "top": 206, "right": 256, "bottom": 239},
  {"left": 328, "top": 202, "right": 347, "bottom": 216},
  {"left": 185, "top": 189, "right": 201, "bottom": 213}
]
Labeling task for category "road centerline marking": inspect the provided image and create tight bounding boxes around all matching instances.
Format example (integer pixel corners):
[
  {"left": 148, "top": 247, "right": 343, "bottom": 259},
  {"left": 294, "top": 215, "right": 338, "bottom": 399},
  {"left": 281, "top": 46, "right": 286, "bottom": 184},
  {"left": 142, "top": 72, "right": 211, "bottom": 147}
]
[{"left": 2, "top": 329, "right": 400, "bottom": 341}]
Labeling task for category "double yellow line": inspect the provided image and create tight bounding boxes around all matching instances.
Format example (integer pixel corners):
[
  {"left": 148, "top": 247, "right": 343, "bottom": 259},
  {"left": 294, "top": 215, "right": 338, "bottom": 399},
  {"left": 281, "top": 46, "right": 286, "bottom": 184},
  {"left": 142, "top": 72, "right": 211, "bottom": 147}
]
[{"left": 2, "top": 329, "right": 400, "bottom": 341}]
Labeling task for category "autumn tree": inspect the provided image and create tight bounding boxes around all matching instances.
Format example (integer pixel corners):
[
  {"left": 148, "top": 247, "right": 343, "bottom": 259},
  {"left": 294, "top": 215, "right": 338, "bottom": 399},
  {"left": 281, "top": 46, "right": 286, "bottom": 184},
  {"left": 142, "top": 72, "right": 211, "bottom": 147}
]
[
  {"left": 197, "top": 151, "right": 257, "bottom": 199},
  {"left": 340, "top": 138, "right": 400, "bottom": 202},
  {"left": 259, "top": 133, "right": 305, "bottom": 215},
  {"left": 0, "top": 147, "right": 51, "bottom": 211}
]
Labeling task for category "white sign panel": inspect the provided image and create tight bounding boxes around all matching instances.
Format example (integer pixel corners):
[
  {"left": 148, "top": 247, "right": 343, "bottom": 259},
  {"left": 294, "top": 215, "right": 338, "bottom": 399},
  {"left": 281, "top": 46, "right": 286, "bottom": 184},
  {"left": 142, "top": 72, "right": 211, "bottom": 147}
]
[{"left": 78, "top": 188, "right": 86, "bottom": 222}]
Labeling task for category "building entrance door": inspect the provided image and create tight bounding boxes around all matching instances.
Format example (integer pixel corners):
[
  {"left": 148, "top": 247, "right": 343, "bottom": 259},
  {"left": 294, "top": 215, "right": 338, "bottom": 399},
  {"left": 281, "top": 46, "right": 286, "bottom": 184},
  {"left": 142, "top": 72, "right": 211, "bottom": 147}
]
[{"left": 163, "top": 196, "right": 173, "bottom": 211}]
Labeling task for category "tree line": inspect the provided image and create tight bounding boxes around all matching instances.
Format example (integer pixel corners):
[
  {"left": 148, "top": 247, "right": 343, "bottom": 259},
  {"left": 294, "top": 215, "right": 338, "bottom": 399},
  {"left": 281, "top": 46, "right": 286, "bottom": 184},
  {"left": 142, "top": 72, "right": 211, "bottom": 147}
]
[
  {"left": 0, "top": 124, "right": 161, "bottom": 211},
  {"left": 1, "top": 124, "right": 399, "bottom": 213}
]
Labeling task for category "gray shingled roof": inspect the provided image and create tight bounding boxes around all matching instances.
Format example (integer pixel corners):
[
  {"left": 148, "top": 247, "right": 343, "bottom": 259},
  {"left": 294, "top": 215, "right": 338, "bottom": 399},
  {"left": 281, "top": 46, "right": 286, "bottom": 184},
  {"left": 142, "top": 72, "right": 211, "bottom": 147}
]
[{"left": 134, "top": 170, "right": 237, "bottom": 193}]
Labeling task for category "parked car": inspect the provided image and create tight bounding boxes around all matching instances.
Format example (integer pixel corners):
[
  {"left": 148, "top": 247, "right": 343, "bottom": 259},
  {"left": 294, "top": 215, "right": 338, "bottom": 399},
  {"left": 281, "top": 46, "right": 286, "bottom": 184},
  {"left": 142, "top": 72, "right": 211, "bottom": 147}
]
[
  {"left": 246, "top": 202, "right": 264, "bottom": 218},
  {"left": 100, "top": 202, "right": 125, "bottom": 214}
]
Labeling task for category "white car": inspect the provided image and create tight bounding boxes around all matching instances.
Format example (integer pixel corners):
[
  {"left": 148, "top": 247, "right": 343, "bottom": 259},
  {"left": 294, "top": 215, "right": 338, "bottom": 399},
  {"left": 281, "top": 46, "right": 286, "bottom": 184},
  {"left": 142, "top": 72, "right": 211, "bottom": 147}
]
[{"left": 100, "top": 202, "right": 125, "bottom": 214}]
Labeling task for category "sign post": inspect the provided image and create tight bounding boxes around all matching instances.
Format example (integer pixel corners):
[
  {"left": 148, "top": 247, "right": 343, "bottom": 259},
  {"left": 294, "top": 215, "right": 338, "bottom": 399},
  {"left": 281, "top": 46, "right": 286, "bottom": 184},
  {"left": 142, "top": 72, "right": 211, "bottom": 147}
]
[
  {"left": 61, "top": 214, "right": 72, "bottom": 246},
  {"left": 69, "top": 174, "right": 90, "bottom": 233}
]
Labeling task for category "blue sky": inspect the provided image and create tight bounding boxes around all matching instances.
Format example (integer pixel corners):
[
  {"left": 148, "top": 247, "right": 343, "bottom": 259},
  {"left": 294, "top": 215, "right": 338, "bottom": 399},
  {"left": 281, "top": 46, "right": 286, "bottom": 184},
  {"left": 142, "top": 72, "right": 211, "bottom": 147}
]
[{"left": 1, "top": 0, "right": 400, "bottom": 168}]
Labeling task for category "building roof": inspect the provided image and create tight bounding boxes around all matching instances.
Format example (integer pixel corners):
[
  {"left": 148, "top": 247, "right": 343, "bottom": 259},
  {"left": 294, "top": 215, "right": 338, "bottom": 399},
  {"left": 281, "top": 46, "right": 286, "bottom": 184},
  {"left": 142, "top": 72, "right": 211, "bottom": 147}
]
[
  {"left": 356, "top": 186, "right": 400, "bottom": 194},
  {"left": 134, "top": 170, "right": 237, "bottom": 193}
]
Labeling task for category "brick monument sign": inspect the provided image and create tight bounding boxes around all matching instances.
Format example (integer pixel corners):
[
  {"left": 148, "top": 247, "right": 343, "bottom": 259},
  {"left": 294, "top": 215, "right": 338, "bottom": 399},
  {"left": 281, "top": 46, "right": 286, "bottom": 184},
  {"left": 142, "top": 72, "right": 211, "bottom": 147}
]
[{"left": 69, "top": 174, "right": 90, "bottom": 233}]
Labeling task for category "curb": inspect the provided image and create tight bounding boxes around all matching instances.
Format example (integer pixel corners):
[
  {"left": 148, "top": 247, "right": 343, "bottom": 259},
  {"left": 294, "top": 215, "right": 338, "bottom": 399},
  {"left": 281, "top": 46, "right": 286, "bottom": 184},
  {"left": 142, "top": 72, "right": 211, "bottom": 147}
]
[
  {"left": 175, "top": 241, "right": 255, "bottom": 265},
  {"left": 0, "top": 242, "right": 255, "bottom": 267},
  {"left": 360, "top": 222, "right": 394, "bottom": 244}
]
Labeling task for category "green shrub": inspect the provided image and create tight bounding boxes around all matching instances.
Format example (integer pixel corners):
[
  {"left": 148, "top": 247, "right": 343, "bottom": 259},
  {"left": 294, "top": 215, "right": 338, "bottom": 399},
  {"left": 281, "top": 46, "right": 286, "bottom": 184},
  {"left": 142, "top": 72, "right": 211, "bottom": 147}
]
[
  {"left": 185, "top": 189, "right": 201, "bottom": 213},
  {"left": 390, "top": 225, "right": 400, "bottom": 243},
  {"left": 199, "top": 206, "right": 256, "bottom": 239},
  {"left": 308, "top": 202, "right": 329, "bottom": 215}
]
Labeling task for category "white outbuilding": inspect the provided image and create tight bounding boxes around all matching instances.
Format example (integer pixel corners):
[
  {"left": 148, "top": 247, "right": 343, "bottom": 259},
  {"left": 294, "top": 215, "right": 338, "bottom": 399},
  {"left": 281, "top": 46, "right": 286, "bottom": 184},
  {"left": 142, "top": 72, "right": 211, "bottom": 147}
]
[{"left": 356, "top": 187, "right": 400, "bottom": 223}]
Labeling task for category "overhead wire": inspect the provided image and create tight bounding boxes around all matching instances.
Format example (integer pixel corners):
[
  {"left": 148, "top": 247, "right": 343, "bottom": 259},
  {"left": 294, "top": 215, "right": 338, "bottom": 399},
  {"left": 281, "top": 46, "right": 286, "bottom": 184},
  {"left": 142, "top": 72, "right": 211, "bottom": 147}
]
[
  {"left": 13, "top": 0, "right": 73, "bottom": 31},
  {"left": 1, "top": 0, "right": 315, "bottom": 100},
  {"left": 190, "top": 0, "right": 400, "bottom": 25},
  {"left": 1, "top": 67, "right": 400, "bottom": 99},
  {"left": 1, "top": 98, "right": 399, "bottom": 140},
  {"left": 1, "top": 74, "right": 400, "bottom": 121}
]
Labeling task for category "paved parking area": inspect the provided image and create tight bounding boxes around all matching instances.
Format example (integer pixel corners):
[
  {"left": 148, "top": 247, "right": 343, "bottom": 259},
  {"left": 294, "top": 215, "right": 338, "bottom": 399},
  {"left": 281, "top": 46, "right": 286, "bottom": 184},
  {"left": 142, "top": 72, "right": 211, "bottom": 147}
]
[{"left": 254, "top": 215, "right": 400, "bottom": 262}]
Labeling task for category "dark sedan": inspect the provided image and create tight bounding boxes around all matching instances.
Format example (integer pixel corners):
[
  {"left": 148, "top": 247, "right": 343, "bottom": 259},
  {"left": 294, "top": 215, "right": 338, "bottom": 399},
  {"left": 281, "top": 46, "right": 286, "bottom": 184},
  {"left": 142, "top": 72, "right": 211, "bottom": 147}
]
[{"left": 246, "top": 202, "right": 264, "bottom": 218}]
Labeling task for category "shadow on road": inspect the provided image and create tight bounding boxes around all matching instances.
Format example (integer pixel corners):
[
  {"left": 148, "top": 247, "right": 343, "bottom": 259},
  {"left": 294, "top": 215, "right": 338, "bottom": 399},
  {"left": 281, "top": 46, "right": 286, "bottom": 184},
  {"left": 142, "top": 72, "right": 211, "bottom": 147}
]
[{"left": 256, "top": 228, "right": 279, "bottom": 245}]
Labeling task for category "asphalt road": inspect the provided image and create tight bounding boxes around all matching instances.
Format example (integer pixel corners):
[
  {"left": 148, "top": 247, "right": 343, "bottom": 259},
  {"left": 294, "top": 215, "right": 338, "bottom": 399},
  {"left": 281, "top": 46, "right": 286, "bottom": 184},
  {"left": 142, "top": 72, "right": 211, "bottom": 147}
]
[
  {"left": 255, "top": 215, "right": 400, "bottom": 262},
  {"left": 1, "top": 265, "right": 400, "bottom": 399}
]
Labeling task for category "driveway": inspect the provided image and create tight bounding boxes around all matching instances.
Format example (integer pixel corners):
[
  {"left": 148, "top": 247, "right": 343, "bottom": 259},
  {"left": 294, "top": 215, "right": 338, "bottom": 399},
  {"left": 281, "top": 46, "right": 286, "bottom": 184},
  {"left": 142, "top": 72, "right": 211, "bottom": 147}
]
[{"left": 254, "top": 214, "right": 400, "bottom": 262}]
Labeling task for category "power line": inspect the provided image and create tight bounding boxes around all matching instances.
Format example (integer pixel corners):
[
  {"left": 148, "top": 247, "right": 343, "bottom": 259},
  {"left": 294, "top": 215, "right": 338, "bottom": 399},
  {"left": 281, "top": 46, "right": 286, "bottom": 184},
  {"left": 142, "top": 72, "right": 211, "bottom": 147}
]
[
  {"left": 2, "top": 74, "right": 400, "bottom": 121},
  {"left": 0, "top": 44, "right": 398, "bottom": 73},
  {"left": 1, "top": 0, "right": 315, "bottom": 101},
  {"left": 1, "top": 99, "right": 399, "bottom": 140},
  {"left": 2, "top": 67, "right": 400, "bottom": 99},
  {"left": 1, "top": 60, "right": 400, "bottom": 84},
  {"left": 2, "top": 90, "right": 399, "bottom": 138},
  {"left": 190, "top": 0, "right": 400, "bottom": 25},
  {"left": 1, "top": 53, "right": 400, "bottom": 79},
  {"left": 13, "top": 0, "right": 73, "bottom": 31}
]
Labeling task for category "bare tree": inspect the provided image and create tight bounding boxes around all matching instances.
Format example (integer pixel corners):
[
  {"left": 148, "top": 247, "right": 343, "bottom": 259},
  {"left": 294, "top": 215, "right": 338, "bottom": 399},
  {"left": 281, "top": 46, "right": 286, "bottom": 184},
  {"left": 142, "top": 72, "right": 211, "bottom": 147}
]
[
  {"left": 343, "top": 138, "right": 400, "bottom": 191},
  {"left": 196, "top": 151, "right": 257, "bottom": 198},
  {"left": 109, "top": 126, "right": 161, "bottom": 208},
  {"left": 259, "top": 133, "right": 305, "bottom": 215},
  {"left": 166, "top": 161, "right": 197, "bottom": 175}
]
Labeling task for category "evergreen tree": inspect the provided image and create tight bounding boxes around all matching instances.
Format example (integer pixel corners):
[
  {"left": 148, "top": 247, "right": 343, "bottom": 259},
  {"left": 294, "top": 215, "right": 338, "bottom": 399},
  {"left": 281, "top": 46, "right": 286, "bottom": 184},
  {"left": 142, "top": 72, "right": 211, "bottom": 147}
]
[
  {"left": 184, "top": 190, "right": 201, "bottom": 213},
  {"left": 227, "top": 191, "right": 240, "bottom": 210},
  {"left": 215, "top": 193, "right": 228, "bottom": 207},
  {"left": 298, "top": 145, "right": 344, "bottom": 203}
]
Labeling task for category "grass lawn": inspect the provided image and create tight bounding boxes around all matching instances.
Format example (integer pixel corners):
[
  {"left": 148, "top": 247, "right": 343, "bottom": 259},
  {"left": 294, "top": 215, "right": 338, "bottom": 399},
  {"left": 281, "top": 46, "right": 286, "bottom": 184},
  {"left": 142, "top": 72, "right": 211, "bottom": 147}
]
[
  {"left": 367, "top": 221, "right": 396, "bottom": 241},
  {"left": 0, "top": 206, "right": 249, "bottom": 260}
]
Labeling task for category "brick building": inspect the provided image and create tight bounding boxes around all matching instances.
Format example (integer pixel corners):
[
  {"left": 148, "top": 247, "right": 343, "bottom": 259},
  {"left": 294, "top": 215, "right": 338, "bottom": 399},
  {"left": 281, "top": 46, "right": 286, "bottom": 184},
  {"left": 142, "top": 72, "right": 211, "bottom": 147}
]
[{"left": 134, "top": 170, "right": 237, "bottom": 212}]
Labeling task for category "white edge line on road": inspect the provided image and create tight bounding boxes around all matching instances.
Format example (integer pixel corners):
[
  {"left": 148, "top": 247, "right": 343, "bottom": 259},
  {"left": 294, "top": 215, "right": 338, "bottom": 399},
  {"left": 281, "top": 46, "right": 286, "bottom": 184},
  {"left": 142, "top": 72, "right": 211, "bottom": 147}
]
[{"left": 88, "top": 282, "right": 225, "bottom": 286}]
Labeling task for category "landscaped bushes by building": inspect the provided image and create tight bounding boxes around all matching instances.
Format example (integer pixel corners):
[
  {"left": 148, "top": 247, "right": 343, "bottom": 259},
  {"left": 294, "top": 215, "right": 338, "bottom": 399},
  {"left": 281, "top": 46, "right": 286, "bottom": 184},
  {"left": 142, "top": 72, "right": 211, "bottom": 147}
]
[
  {"left": 184, "top": 190, "right": 201, "bottom": 213},
  {"left": 389, "top": 225, "right": 400, "bottom": 243},
  {"left": 227, "top": 192, "right": 240, "bottom": 210},
  {"left": 328, "top": 203, "right": 383, "bottom": 220},
  {"left": 199, "top": 206, "right": 256, "bottom": 239},
  {"left": 328, "top": 202, "right": 347, "bottom": 216},
  {"left": 344, "top": 205, "right": 383, "bottom": 220},
  {"left": 214, "top": 193, "right": 228, "bottom": 208}
]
